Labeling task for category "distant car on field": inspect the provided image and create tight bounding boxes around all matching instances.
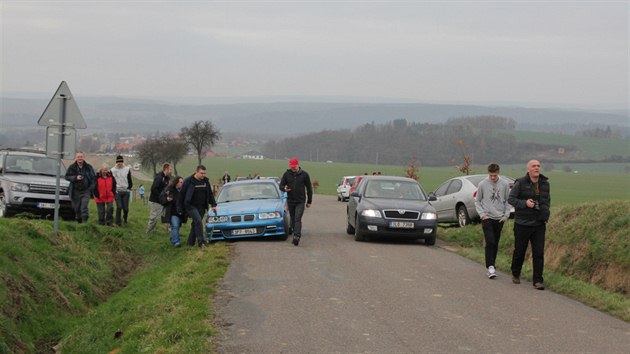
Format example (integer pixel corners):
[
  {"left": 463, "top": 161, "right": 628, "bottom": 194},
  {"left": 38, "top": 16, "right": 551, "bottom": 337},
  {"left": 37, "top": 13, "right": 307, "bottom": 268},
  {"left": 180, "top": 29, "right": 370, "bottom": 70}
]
[
  {"left": 428, "top": 174, "right": 515, "bottom": 227},
  {"left": 0, "top": 148, "right": 74, "bottom": 220},
  {"left": 346, "top": 176, "right": 438, "bottom": 245},
  {"left": 336, "top": 175, "right": 356, "bottom": 201},
  {"left": 206, "top": 179, "right": 290, "bottom": 241}
]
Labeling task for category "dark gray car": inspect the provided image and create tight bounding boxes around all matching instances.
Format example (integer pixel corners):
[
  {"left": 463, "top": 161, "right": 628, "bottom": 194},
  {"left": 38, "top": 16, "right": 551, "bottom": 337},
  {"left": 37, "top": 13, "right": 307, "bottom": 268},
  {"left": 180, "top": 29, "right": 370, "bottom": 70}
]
[{"left": 346, "top": 176, "right": 437, "bottom": 245}]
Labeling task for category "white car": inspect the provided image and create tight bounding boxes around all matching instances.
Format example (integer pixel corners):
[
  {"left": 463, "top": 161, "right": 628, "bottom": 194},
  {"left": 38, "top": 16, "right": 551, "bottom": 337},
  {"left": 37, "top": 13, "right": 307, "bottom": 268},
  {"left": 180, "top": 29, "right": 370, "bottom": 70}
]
[{"left": 336, "top": 175, "right": 356, "bottom": 201}]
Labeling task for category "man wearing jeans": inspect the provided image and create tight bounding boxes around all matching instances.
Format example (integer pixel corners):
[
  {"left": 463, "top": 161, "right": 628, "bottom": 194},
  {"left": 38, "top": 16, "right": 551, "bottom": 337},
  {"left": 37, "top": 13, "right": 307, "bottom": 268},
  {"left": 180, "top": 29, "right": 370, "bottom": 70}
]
[
  {"left": 280, "top": 158, "right": 313, "bottom": 246},
  {"left": 474, "top": 163, "right": 511, "bottom": 279},
  {"left": 147, "top": 163, "right": 171, "bottom": 234},
  {"left": 508, "top": 160, "right": 551, "bottom": 290},
  {"left": 182, "top": 165, "right": 217, "bottom": 247},
  {"left": 111, "top": 155, "right": 133, "bottom": 226}
]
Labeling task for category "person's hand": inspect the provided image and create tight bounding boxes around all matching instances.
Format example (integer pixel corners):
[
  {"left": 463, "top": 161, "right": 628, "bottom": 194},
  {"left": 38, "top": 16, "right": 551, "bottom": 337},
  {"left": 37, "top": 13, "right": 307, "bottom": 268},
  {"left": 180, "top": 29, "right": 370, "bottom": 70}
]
[
  {"left": 211, "top": 207, "right": 217, "bottom": 214},
  {"left": 526, "top": 199, "right": 535, "bottom": 208},
  {"left": 284, "top": 186, "right": 291, "bottom": 192},
  {"left": 77, "top": 175, "right": 83, "bottom": 181},
  {"left": 499, "top": 217, "right": 507, "bottom": 223},
  {"left": 306, "top": 203, "right": 311, "bottom": 208},
  {"left": 481, "top": 215, "right": 489, "bottom": 220}
]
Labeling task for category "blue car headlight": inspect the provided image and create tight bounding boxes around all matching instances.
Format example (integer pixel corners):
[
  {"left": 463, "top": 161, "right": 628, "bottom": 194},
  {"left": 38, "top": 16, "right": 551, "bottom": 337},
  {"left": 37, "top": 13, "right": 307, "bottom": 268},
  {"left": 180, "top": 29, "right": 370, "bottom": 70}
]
[
  {"left": 421, "top": 212, "right": 437, "bottom": 220},
  {"left": 259, "top": 212, "right": 281, "bottom": 220},
  {"left": 10, "top": 182, "right": 29, "bottom": 192},
  {"left": 361, "top": 209, "right": 382, "bottom": 218},
  {"left": 207, "top": 215, "right": 229, "bottom": 223}
]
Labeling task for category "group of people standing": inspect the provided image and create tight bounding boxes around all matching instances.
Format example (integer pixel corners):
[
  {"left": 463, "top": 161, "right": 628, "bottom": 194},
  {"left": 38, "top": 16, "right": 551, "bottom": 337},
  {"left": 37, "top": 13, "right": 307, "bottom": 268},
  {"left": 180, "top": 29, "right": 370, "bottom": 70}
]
[
  {"left": 474, "top": 160, "right": 551, "bottom": 290},
  {"left": 65, "top": 152, "right": 132, "bottom": 226}
]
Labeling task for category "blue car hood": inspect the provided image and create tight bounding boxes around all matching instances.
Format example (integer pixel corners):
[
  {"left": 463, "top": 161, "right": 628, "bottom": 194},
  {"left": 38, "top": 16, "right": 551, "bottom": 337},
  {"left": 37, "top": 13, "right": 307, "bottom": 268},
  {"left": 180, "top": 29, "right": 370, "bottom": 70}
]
[{"left": 216, "top": 199, "right": 284, "bottom": 215}]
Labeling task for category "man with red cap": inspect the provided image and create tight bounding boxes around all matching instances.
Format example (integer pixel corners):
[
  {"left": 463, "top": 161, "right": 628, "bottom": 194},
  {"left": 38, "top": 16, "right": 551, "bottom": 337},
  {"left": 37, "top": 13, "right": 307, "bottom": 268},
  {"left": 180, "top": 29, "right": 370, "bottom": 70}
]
[{"left": 280, "top": 157, "right": 313, "bottom": 246}]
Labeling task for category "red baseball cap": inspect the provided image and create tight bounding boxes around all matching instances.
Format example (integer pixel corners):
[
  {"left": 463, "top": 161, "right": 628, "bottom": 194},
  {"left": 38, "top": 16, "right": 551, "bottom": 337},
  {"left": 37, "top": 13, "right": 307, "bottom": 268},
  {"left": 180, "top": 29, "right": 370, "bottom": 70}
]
[{"left": 289, "top": 158, "right": 299, "bottom": 168}]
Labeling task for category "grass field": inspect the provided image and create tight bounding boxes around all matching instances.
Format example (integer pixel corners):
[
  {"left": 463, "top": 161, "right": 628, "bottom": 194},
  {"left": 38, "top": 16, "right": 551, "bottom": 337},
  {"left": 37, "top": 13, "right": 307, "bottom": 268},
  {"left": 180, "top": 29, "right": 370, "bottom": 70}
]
[
  {"left": 509, "top": 130, "right": 629, "bottom": 160},
  {"left": 132, "top": 156, "right": 630, "bottom": 207}
]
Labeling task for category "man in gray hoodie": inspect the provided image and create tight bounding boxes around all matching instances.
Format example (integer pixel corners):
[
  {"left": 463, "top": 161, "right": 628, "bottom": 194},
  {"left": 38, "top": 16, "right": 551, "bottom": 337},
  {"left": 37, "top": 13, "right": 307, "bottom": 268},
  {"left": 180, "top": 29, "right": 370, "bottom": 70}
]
[{"left": 474, "top": 163, "right": 512, "bottom": 279}]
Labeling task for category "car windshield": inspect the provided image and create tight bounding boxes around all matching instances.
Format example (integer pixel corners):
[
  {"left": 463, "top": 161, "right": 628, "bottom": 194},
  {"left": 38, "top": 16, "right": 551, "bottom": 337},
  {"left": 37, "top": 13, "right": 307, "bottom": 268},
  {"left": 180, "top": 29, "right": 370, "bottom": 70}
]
[
  {"left": 217, "top": 183, "right": 280, "bottom": 202},
  {"left": 5, "top": 154, "right": 66, "bottom": 176},
  {"left": 364, "top": 180, "right": 427, "bottom": 201}
]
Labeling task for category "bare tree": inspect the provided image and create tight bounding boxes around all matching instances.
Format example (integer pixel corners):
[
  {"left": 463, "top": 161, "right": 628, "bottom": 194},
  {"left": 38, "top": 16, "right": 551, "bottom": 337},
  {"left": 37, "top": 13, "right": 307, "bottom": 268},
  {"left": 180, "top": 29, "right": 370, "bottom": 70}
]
[
  {"left": 161, "top": 136, "right": 188, "bottom": 176},
  {"left": 137, "top": 138, "right": 162, "bottom": 175},
  {"left": 405, "top": 157, "right": 421, "bottom": 181},
  {"left": 180, "top": 121, "right": 221, "bottom": 166}
]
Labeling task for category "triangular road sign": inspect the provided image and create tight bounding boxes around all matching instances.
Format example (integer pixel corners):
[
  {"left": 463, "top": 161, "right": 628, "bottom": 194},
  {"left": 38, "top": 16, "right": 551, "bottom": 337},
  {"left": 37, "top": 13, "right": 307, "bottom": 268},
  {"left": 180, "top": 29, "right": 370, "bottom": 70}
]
[{"left": 37, "top": 81, "right": 87, "bottom": 129}]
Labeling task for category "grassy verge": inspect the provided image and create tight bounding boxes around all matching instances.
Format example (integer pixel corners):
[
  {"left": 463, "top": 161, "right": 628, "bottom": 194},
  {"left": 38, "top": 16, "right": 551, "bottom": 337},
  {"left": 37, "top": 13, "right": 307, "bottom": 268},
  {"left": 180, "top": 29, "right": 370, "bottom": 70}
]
[
  {"left": 438, "top": 200, "right": 630, "bottom": 322},
  {"left": 0, "top": 198, "right": 229, "bottom": 353}
]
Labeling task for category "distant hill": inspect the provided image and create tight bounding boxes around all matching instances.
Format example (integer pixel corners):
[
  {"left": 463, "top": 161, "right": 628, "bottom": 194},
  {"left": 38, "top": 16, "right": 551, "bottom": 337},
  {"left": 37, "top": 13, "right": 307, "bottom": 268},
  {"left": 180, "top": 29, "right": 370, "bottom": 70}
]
[{"left": 1, "top": 96, "right": 627, "bottom": 137}]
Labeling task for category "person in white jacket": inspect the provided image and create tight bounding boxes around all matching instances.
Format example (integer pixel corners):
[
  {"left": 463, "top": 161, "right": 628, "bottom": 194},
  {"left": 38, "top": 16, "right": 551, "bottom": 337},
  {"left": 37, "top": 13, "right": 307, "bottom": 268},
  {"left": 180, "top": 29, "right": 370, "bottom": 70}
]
[
  {"left": 474, "top": 163, "right": 512, "bottom": 279},
  {"left": 110, "top": 155, "right": 133, "bottom": 226}
]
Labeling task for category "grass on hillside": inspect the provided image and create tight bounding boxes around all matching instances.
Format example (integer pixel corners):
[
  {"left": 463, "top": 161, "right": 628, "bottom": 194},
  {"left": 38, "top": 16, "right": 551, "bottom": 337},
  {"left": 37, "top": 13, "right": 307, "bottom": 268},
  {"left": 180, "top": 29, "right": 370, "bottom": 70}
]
[
  {"left": 0, "top": 198, "right": 229, "bottom": 353},
  {"left": 509, "top": 130, "right": 629, "bottom": 160},
  {"left": 438, "top": 200, "right": 630, "bottom": 322}
]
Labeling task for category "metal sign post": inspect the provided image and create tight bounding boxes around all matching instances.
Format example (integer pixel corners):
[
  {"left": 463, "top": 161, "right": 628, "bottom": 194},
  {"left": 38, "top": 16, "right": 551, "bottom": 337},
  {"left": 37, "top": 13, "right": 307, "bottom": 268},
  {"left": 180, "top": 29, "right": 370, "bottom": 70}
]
[{"left": 38, "top": 82, "right": 86, "bottom": 235}]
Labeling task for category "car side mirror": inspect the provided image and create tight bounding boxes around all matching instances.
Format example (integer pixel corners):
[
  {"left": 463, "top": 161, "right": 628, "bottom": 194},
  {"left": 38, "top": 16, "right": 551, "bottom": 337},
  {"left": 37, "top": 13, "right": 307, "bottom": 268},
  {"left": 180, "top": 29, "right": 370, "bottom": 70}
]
[
  {"left": 351, "top": 191, "right": 360, "bottom": 197},
  {"left": 428, "top": 194, "right": 437, "bottom": 201}
]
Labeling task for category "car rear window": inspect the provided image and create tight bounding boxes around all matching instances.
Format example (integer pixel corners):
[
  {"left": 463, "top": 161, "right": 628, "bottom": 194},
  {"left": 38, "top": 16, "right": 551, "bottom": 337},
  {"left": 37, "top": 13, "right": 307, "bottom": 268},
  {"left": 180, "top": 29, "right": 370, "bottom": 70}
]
[{"left": 466, "top": 175, "right": 486, "bottom": 187}]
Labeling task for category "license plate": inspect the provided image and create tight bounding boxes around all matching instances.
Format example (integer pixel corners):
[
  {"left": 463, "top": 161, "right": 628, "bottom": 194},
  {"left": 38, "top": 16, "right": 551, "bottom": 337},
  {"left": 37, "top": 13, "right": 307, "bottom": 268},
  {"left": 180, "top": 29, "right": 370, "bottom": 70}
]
[
  {"left": 232, "top": 228, "right": 257, "bottom": 236},
  {"left": 389, "top": 221, "right": 414, "bottom": 229},
  {"left": 37, "top": 202, "right": 56, "bottom": 209}
]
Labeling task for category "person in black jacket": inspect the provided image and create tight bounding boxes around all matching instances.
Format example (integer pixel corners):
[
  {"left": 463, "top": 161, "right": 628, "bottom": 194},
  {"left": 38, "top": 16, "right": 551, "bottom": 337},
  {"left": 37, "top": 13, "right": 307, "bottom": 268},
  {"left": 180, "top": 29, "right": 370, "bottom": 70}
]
[
  {"left": 65, "top": 151, "right": 96, "bottom": 223},
  {"left": 160, "top": 176, "right": 186, "bottom": 247},
  {"left": 280, "top": 158, "right": 313, "bottom": 246},
  {"left": 508, "top": 159, "right": 551, "bottom": 290},
  {"left": 182, "top": 165, "right": 217, "bottom": 247},
  {"left": 146, "top": 163, "right": 172, "bottom": 234}
]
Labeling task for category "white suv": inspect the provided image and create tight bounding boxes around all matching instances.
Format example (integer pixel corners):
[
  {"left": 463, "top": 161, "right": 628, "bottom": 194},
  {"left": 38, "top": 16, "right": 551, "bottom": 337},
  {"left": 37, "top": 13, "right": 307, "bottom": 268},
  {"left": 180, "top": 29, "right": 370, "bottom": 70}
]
[
  {"left": 336, "top": 176, "right": 356, "bottom": 202},
  {"left": 0, "top": 149, "right": 74, "bottom": 220}
]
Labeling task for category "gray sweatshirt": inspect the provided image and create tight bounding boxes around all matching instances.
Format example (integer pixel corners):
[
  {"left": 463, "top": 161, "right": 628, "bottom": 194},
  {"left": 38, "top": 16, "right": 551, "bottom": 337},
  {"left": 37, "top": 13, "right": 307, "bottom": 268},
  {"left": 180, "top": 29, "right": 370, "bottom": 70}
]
[{"left": 474, "top": 177, "right": 511, "bottom": 220}]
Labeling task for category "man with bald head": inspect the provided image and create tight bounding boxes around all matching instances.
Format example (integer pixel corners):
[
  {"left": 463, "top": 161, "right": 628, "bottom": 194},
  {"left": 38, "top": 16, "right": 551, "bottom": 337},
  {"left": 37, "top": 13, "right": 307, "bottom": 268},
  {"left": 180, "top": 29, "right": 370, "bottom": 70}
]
[{"left": 508, "top": 160, "right": 551, "bottom": 290}]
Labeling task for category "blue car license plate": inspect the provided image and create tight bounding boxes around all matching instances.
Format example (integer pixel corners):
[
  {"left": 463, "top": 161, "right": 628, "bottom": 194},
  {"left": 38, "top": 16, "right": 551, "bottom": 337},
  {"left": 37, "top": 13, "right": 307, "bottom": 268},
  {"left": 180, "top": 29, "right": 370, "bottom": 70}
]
[
  {"left": 389, "top": 221, "right": 414, "bottom": 229},
  {"left": 232, "top": 228, "right": 257, "bottom": 236}
]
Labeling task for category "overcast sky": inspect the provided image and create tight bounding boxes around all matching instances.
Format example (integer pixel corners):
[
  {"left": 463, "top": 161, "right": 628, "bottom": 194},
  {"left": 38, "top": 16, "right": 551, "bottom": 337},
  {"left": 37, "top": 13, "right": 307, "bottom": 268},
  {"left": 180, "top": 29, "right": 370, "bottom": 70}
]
[{"left": 1, "top": 1, "right": 628, "bottom": 109}]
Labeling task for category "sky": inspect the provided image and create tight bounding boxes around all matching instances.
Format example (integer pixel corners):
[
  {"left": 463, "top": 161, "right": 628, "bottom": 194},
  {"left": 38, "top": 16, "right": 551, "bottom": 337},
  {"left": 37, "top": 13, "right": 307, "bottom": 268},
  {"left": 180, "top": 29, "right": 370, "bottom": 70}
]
[{"left": 1, "top": 0, "right": 628, "bottom": 109}]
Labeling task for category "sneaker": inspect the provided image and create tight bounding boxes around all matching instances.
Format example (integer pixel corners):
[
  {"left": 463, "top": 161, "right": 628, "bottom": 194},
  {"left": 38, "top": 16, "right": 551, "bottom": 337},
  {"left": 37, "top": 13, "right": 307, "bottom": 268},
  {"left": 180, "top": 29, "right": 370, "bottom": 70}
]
[
  {"left": 174, "top": 243, "right": 181, "bottom": 248},
  {"left": 512, "top": 276, "right": 521, "bottom": 284},
  {"left": 292, "top": 235, "right": 301, "bottom": 246},
  {"left": 487, "top": 266, "right": 497, "bottom": 279},
  {"left": 533, "top": 282, "right": 545, "bottom": 290}
]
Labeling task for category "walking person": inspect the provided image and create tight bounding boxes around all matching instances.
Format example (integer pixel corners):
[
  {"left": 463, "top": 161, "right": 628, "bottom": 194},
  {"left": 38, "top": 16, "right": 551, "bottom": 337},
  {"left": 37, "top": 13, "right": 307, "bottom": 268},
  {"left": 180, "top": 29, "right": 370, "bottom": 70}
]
[
  {"left": 147, "top": 163, "right": 172, "bottom": 234},
  {"left": 65, "top": 151, "right": 96, "bottom": 223},
  {"left": 182, "top": 165, "right": 217, "bottom": 247},
  {"left": 138, "top": 184, "right": 146, "bottom": 204},
  {"left": 508, "top": 159, "right": 551, "bottom": 290},
  {"left": 222, "top": 171, "right": 231, "bottom": 184},
  {"left": 160, "top": 176, "right": 186, "bottom": 247},
  {"left": 111, "top": 155, "right": 133, "bottom": 226},
  {"left": 94, "top": 164, "right": 116, "bottom": 226},
  {"left": 474, "top": 163, "right": 512, "bottom": 279},
  {"left": 280, "top": 158, "right": 313, "bottom": 246}
]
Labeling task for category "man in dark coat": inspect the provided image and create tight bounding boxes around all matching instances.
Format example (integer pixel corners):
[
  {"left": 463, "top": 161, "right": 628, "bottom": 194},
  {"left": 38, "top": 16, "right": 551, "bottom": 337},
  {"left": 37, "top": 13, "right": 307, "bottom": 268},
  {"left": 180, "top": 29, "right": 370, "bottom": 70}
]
[
  {"left": 182, "top": 165, "right": 217, "bottom": 247},
  {"left": 64, "top": 151, "right": 96, "bottom": 223},
  {"left": 146, "top": 163, "right": 172, "bottom": 234},
  {"left": 508, "top": 159, "right": 551, "bottom": 290},
  {"left": 280, "top": 158, "right": 313, "bottom": 246}
]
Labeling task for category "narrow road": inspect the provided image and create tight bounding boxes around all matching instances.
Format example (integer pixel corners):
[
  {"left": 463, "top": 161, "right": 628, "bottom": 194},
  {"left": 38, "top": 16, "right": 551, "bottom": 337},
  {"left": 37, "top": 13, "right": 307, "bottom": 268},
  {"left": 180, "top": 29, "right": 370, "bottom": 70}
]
[{"left": 214, "top": 195, "right": 630, "bottom": 353}]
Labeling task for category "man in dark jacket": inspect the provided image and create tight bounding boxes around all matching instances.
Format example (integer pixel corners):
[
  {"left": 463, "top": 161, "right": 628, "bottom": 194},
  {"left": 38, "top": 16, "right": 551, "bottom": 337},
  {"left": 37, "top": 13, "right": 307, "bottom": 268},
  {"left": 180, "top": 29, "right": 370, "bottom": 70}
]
[
  {"left": 65, "top": 151, "right": 96, "bottom": 223},
  {"left": 508, "top": 159, "right": 551, "bottom": 290},
  {"left": 182, "top": 165, "right": 217, "bottom": 247},
  {"left": 280, "top": 158, "right": 313, "bottom": 246},
  {"left": 146, "top": 163, "right": 172, "bottom": 234}
]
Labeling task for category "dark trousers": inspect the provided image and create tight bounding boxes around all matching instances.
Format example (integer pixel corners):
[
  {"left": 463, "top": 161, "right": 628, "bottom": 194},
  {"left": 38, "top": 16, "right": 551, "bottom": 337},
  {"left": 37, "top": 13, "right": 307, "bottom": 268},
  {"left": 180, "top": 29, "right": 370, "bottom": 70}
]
[
  {"left": 288, "top": 202, "right": 306, "bottom": 236},
  {"left": 511, "top": 223, "right": 546, "bottom": 284},
  {"left": 96, "top": 202, "right": 114, "bottom": 225},
  {"left": 187, "top": 206, "right": 207, "bottom": 246},
  {"left": 482, "top": 219, "right": 504, "bottom": 268},
  {"left": 71, "top": 190, "right": 91, "bottom": 222},
  {"left": 115, "top": 190, "right": 130, "bottom": 225}
]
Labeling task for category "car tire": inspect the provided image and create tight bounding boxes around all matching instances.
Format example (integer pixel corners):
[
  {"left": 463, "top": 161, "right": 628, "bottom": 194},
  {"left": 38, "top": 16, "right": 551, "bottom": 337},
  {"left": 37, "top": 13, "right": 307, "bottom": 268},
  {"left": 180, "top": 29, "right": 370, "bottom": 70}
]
[
  {"left": 280, "top": 214, "right": 290, "bottom": 240},
  {"left": 346, "top": 219, "right": 355, "bottom": 234},
  {"left": 0, "top": 192, "right": 13, "bottom": 218},
  {"left": 354, "top": 216, "right": 365, "bottom": 241},
  {"left": 457, "top": 205, "right": 470, "bottom": 227}
]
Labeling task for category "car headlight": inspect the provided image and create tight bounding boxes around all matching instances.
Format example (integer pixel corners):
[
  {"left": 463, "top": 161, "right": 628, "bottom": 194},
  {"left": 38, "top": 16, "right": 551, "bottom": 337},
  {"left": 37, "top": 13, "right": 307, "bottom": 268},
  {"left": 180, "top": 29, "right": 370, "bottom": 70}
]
[
  {"left": 421, "top": 212, "right": 437, "bottom": 220},
  {"left": 361, "top": 209, "right": 382, "bottom": 218},
  {"left": 207, "top": 215, "right": 229, "bottom": 223},
  {"left": 259, "top": 212, "right": 281, "bottom": 219},
  {"left": 10, "top": 182, "right": 29, "bottom": 192}
]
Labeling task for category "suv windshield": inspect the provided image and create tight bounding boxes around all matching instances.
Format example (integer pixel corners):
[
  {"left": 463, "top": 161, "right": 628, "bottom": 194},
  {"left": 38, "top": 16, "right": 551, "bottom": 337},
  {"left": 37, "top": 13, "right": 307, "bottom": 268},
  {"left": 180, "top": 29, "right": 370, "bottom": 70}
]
[{"left": 5, "top": 154, "right": 66, "bottom": 176}]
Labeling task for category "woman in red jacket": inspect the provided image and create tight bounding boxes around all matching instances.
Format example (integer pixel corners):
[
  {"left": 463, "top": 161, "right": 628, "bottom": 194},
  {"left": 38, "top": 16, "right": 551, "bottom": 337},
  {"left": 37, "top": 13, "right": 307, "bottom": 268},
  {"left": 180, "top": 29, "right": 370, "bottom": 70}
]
[{"left": 93, "top": 164, "right": 117, "bottom": 226}]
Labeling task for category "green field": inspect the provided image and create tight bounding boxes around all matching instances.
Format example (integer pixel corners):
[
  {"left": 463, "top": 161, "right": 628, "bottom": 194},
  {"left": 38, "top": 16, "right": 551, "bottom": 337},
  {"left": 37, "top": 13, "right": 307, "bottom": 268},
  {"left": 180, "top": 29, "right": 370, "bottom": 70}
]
[
  {"left": 136, "top": 156, "right": 630, "bottom": 207},
  {"left": 510, "top": 130, "right": 629, "bottom": 160}
]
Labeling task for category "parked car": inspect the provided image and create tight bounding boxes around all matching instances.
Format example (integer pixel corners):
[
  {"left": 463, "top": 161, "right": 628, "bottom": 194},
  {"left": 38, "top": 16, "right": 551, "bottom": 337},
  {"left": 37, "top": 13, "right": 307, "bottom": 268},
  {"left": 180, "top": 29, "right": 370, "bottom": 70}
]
[
  {"left": 428, "top": 174, "right": 515, "bottom": 227},
  {"left": 206, "top": 179, "right": 290, "bottom": 241},
  {"left": 346, "top": 176, "right": 438, "bottom": 245},
  {"left": 336, "top": 175, "right": 356, "bottom": 201},
  {"left": 0, "top": 148, "right": 74, "bottom": 220}
]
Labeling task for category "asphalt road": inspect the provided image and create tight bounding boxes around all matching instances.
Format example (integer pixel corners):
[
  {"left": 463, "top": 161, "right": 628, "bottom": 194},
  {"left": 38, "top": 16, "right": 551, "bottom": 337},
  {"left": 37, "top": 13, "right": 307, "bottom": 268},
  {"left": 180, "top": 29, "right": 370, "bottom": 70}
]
[{"left": 214, "top": 195, "right": 630, "bottom": 353}]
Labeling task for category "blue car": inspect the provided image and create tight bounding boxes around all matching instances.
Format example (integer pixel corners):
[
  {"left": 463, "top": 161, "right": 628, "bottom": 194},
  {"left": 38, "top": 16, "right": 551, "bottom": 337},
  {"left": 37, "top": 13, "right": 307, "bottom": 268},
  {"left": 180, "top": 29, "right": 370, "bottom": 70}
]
[{"left": 206, "top": 179, "right": 290, "bottom": 241}]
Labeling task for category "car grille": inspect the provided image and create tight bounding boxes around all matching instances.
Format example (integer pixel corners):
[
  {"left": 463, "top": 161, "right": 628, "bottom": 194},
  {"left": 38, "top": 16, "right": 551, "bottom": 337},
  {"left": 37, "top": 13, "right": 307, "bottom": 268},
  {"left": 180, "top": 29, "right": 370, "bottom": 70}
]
[
  {"left": 383, "top": 209, "right": 420, "bottom": 220},
  {"left": 29, "top": 184, "right": 69, "bottom": 195},
  {"left": 230, "top": 214, "right": 256, "bottom": 222}
]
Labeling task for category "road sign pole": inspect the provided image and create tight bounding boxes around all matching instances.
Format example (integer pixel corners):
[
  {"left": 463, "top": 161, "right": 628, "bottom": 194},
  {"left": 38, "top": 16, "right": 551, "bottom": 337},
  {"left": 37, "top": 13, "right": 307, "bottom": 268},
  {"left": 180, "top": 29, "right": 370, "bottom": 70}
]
[{"left": 53, "top": 95, "right": 68, "bottom": 235}]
